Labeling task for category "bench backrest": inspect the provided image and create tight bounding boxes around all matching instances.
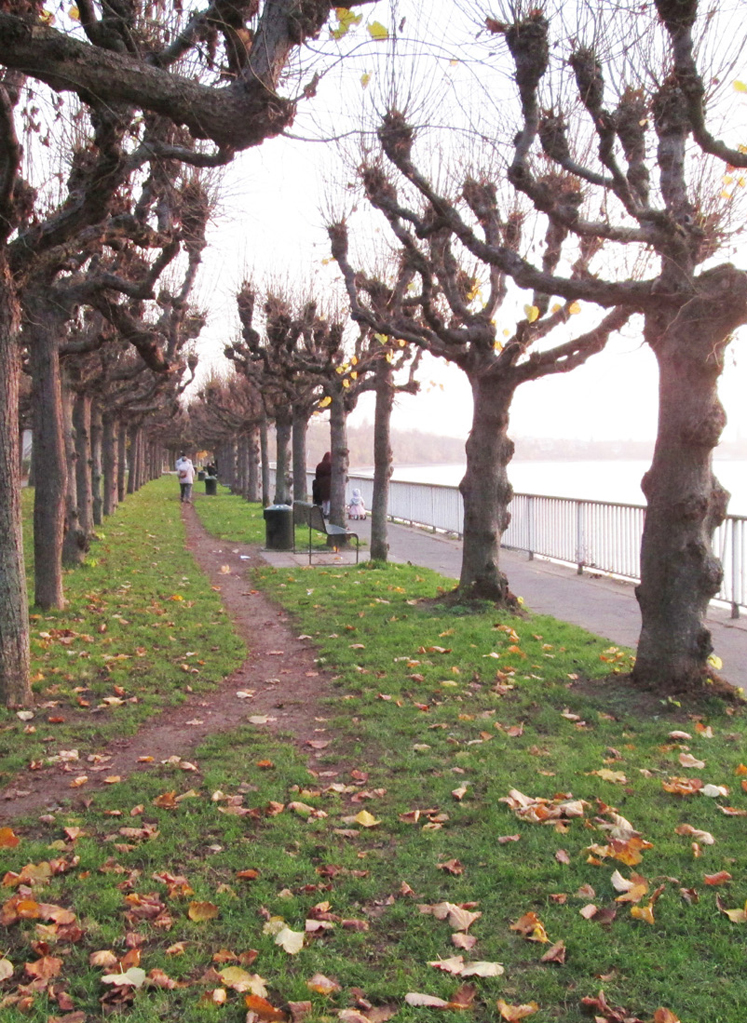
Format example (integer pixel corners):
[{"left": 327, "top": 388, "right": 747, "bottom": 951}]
[{"left": 308, "top": 504, "right": 327, "bottom": 533}]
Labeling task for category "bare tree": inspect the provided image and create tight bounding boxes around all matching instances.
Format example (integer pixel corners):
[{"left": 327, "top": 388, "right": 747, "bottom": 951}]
[
  {"left": 374, "top": 0, "right": 747, "bottom": 692},
  {"left": 331, "top": 150, "right": 627, "bottom": 599}
]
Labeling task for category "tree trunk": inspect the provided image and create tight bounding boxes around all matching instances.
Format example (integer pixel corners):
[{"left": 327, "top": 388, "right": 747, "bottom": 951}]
[
  {"left": 91, "top": 406, "right": 103, "bottom": 527},
  {"left": 274, "top": 414, "right": 292, "bottom": 505},
  {"left": 61, "top": 378, "right": 88, "bottom": 567},
  {"left": 73, "top": 391, "right": 93, "bottom": 537},
  {"left": 633, "top": 274, "right": 747, "bottom": 692},
  {"left": 370, "top": 354, "right": 394, "bottom": 561},
  {"left": 248, "top": 424, "right": 260, "bottom": 502},
  {"left": 29, "top": 303, "right": 66, "bottom": 609},
  {"left": 0, "top": 265, "right": 31, "bottom": 706},
  {"left": 102, "top": 413, "right": 118, "bottom": 517},
  {"left": 458, "top": 371, "right": 517, "bottom": 602},
  {"left": 292, "top": 405, "right": 309, "bottom": 502},
  {"left": 329, "top": 392, "right": 349, "bottom": 529},
  {"left": 119, "top": 425, "right": 128, "bottom": 499},
  {"left": 260, "top": 416, "right": 270, "bottom": 506}
]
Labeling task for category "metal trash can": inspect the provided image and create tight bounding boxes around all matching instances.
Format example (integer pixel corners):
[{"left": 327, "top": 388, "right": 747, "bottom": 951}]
[
  {"left": 263, "top": 504, "right": 293, "bottom": 550},
  {"left": 204, "top": 476, "right": 217, "bottom": 496},
  {"left": 198, "top": 470, "right": 206, "bottom": 481}
]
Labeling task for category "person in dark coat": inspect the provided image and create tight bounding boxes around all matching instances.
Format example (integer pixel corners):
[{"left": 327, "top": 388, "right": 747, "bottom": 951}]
[{"left": 315, "top": 451, "right": 332, "bottom": 516}]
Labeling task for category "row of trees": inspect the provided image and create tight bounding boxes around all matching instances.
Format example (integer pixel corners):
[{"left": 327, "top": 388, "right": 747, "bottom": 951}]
[
  {"left": 182, "top": 0, "right": 747, "bottom": 697},
  {"left": 0, "top": 0, "right": 379, "bottom": 706},
  {"left": 4, "top": 0, "right": 747, "bottom": 706}
]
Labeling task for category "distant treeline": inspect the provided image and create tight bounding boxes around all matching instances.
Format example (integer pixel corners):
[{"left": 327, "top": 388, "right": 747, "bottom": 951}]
[{"left": 303, "top": 421, "right": 747, "bottom": 470}]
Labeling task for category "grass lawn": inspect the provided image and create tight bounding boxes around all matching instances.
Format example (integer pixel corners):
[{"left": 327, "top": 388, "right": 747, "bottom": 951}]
[{"left": 1, "top": 483, "right": 745, "bottom": 1023}]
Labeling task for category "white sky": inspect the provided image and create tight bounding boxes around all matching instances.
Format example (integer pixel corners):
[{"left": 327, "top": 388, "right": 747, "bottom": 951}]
[{"left": 192, "top": 0, "right": 747, "bottom": 447}]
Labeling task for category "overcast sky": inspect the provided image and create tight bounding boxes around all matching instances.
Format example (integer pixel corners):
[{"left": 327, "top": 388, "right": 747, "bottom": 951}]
[{"left": 191, "top": 0, "right": 747, "bottom": 447}]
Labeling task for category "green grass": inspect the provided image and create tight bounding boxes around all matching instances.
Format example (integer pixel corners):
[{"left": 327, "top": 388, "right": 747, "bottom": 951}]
[
  {"left": 1, "top": 492, "right": 745, "bottom": 1023},
  {"left": 0, "top": 479, "right": 245, "bottom": 784}
]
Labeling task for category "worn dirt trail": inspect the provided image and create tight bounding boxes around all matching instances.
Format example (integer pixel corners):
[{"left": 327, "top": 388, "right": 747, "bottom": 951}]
[{"left": 0, "top": 505, "right": 333, "bottom": 823}]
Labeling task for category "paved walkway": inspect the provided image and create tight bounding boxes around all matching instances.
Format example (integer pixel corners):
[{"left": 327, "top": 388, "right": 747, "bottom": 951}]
[{"left": 260, "top": 518, "right": 747, "bottom": 691}]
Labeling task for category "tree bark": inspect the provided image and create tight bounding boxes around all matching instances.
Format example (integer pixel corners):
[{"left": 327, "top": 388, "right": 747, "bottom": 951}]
[
  {"left": 0, "top": 264, "right": 31, "bottom": 706},
  {"left": 260, "top": 416, "right": 270, "bottom": 506},
  {"left": 28, "top": 299, "right": 67, "bottom": 609},
  {"left": 91, "top": 405, "right": 103, "bottom": 527},
  {"left": 329, "top": 392, "right": 349, "bottom": 529},
  {"left": 633, "top": 271, "right": 747, "bottom": 692},
  {"left": 73, "top": 391, "right": 93, "bottom": 537},
  {"left": 292, "top": 405, "right": 309, "bottom": 502},
  {"left": 126, "top": 424, "right": 138, "bottom": 494},
  {"left": 458, "top": 371, "right": 517, "bottom": 602},
  {"left": 370, "top": 354, "right": 394, "bottom": 561},
  {"left": 248, "top": 425, "right": 260, "bottom": 502},
  {"left": 102, "top": 413, "right": 118, "bottom": 517},
  {"left": 274, "top": 412, "right": 292, "bottom": 505},
  {"left": 119, "top": 425, "right": 129, "bottom": 499},
  {"left": 61, "top": 378, "right": 88, "bottom": 567}
]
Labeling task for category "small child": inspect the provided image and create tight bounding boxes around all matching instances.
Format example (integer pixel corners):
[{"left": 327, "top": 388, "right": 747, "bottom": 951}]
[{"left": 347, "top": 488, "right": 366, "bottom": 520}]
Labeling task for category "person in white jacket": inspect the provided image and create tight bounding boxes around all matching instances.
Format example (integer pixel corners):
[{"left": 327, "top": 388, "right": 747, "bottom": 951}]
[{"left": 175, "top": 453, "right": 195, "bottom": 503}]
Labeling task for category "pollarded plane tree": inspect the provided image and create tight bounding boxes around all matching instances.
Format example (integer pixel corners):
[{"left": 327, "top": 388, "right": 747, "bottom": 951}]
[
  {"left": 188, "top": 372, "right": 265, "bottom": 501},
  {"left": 229, "top": 283, "right": 322, "bottom": 505},
  {"left": 390, "top": 0, "right": 747, "bottom": 693},
  {"left": 321, "top": 245, "right": 421, "bottom": 559},
  {"left": 0, "top": 0, "right": 380, "bottom": 708},
  {"left": 270, "top": 286, "right": 420, "bottom": 531},
  {"left": 23, "top": 146, "right": 211, "bottom": 609},
  {"left": 331, "top": 150, "right": 629, "bottom": 600}
]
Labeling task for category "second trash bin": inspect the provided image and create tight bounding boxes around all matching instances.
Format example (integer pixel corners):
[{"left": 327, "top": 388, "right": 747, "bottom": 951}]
[
  {"left": 263, "top": 504, "right": 293, "bottom": 550},
  {"left": 204, "top": 475, "right": 217, "bottom": 496}
]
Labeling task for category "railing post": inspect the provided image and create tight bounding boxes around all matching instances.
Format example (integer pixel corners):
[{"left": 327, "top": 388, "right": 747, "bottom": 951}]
[
  {"left": 527, "top": 494, "right": 534, "bottom": 561},
  {"left": 576, "top": 501, "right": 585, "bottom": 575},
  {"left": 732, "top": 518, "right": 741, "bottom": 619}
]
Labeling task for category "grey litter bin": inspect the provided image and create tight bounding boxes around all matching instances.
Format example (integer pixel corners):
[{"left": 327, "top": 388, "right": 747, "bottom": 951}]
[
  {"left": 198, "top": 470, "right": 206, "bottom": 481},
  {"left": 204, "top": 475, "right": 218, "bottom": 496},
  {"left": 263, "top": 504, "right": 294, "bottom": 550}
]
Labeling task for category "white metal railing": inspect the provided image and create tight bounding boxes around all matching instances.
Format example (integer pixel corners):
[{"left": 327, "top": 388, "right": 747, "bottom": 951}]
[{"left": 269, "top": 468, "right": 747, "bottom": 616}]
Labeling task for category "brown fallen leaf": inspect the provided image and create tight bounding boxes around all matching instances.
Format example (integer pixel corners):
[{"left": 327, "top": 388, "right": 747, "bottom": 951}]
[
  {"left": 540, "top": 940, "right": 566, "bottom": 964},
  {"left": 496, "top": 999, "right": 539, "bottom": 1021},
  {"left": 306, "top": 973, "right": 341, "bottom": 995},
  {"left": 245, "top": 994, "right": 288, "bottom": 1021},
  {"left": 509, "top": 911, "right": 549, "bottom": 943},
  {"left": 704, "top": 871, "right": 732, "bottom": 886},
  {"left": 188, "top": 901, "right": 219, "bottom": 922},
  {"left": 437, "top": 859, "right": 464, "bottom": 875}
]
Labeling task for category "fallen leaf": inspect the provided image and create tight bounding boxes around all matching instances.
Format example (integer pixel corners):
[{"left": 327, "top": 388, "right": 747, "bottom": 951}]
[
  {"left": 405, "top": 993, "right": 450, "bottom": 1008},
  {"left": 452, "top": 932, "right": 477, "bottom": 950},
  {"left": 274, "top": 926, "right": 304, "bottom": 954},
  {"left": 674, "top": 824, "right": 715, "bottom": 844},
  {"left": 459, "top": 961, "right": 504, "bottom": 977},
  {"left": 679, "top": 753, "right": 705, "bottom": 769},
  {"left": 0, "top": 958, "right": 13, "bottom": 981},
  {"left": 717, "top": 895, "right": 747, "bottom": 923},
  {"left": 306, "top": 973, "right": 341, "bottom": 994},
  {"left": 188, "top": 901, "right": 219, "bottom": 922},
  {"left": 540, "top": 940, "right": 566, "bottom": 964},
  {"left": 354, "top": 810, "right": 380, "bottom": 828},
  {"left": 704, "top": 871, "right": 732, "bottom": 886},
  {"left": 101, "top": 966, "right": 147, "bottom": 988},
  {"left": 509, "top": 911, "right": 549, "bottom": 942},
  {"left": 427, "top": 956, "right": 464, "bottom": 975},
  {"left": 245, "top": 994, "right": 288, "bottom": 1020},
  {"left": 89, "top": 950, "right": 118, "bottom": 967},
  {"left": 219, "top": 967, "right": 268, "bottom": 995},
  {"left": 0, "top": 828, "right": 20, "bottom": 848},
  {"left": 496, "top": 999, "right": 539, "bottom": 1020}
]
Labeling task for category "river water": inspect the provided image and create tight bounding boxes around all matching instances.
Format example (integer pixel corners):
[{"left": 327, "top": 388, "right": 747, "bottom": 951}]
[{"left": 353, "top": 460, "right": 747, "bottom": 517}]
